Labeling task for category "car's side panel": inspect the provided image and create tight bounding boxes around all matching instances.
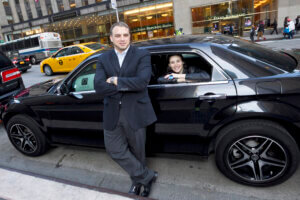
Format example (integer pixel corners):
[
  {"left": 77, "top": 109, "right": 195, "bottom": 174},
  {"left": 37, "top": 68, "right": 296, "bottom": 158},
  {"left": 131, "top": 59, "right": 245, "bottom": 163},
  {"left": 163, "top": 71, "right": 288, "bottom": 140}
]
[{"left": 148, "top": 81, "right": 237, "bottom": 137}]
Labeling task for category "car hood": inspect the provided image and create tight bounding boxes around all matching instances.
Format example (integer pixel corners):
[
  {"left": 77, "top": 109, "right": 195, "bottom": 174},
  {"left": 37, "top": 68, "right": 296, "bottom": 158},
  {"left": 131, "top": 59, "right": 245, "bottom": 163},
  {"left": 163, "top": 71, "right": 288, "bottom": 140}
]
[{"left": 14, "top": 76, "right": 64, "bottom": 99}]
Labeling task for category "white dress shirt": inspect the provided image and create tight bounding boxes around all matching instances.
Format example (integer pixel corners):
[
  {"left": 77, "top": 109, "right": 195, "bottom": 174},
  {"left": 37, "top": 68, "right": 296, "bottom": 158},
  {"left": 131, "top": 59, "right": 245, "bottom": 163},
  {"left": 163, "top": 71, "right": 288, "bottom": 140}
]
[{"left": 114, "top": 45, "right": 130, "bottom": 67}]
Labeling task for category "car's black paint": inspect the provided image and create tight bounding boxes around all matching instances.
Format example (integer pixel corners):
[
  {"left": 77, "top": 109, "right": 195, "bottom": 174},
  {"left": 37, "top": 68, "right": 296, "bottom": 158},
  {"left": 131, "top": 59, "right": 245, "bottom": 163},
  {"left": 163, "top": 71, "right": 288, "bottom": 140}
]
[{"left": 2, "top": 35, "right": 300, "bottom": 186}]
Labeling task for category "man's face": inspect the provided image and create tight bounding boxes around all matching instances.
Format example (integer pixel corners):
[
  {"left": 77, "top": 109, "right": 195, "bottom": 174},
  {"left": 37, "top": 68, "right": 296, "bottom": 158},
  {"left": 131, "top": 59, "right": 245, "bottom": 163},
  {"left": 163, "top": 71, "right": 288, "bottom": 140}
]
[{"left": 110, "top": 26, "right": 130, "bottom": 53}]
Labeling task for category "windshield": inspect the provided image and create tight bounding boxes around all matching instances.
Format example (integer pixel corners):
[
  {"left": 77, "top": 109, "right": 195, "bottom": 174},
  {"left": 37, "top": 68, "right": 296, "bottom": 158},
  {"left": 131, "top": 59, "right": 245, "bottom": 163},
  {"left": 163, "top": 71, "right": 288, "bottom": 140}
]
[
  {"left": 84, "top": 43, "right": 106, "bottom": 50},
  {"left": 227, "top": 40, "right": 297, "bottom": 72},
  {"left": 0, "top": 51, "right": 13, "bottom": 69}
]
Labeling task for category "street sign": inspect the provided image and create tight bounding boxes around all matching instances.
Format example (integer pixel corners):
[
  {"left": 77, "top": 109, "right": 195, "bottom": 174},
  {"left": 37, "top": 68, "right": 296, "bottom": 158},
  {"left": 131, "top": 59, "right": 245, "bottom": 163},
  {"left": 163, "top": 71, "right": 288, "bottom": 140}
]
[{"left": 111, "top": 0, "right": 117, "bottom": 9}]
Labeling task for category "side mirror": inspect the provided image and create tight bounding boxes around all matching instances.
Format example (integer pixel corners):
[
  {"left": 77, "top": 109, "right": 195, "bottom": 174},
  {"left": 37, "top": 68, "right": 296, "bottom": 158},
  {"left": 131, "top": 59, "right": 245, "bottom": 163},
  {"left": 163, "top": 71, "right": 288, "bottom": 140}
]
[{"left": 59, "top": 83, "right": 70, "bottom": 94}]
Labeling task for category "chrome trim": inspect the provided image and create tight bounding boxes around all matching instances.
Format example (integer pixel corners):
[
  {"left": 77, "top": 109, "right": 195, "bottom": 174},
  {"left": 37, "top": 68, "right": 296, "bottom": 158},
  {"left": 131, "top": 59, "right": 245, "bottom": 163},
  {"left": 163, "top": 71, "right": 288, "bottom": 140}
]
[
  {"left": 148, "top": 80, "right": 229, "bottom": 88},
  {"left": 72, "top": 90, "right": 96, "bottom": 95}
]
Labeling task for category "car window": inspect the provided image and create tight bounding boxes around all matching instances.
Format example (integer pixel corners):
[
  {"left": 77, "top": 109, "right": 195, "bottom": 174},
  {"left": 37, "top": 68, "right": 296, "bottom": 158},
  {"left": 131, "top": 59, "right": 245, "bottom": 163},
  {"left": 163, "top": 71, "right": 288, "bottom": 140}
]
[
  {"left": 211, "top": 45, "right": 286, "bottom": 78},
  {"left": 227, "top": 40, "right": 297, "bottom": 72},
  {"left": 70, "top": 47, "right": 84, "bottom": 55},
  {"left": 71, "top": 61, "right": 97, "bottom": 92},
  {"left": 55, "top": 48, "right": 68, "bottom": 57},
  {"left": 84, "top": 43, "right": 106, "bottom": 50},
  {"left": 150, "top": 52, "right": 220, "bottom": 85}
]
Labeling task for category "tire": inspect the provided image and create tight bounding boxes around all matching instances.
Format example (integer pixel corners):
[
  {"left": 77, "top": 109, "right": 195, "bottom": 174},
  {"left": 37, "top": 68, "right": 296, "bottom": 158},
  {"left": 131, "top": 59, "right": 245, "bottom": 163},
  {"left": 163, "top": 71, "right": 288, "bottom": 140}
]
[
  {"left": 44, "top": 65, "right": 53, "bottom": 76},
  {"left": 215, "top": 119, "right": 299, "bottom": 186},
  {"left": 6, "top": 115, "right": 48, "bottom": 156},
  {"left": 22, "top": 69, "right": 28, "bottom": 73},
  {"left": 30, "top": 56, "right": 36, "bottom": 65}
]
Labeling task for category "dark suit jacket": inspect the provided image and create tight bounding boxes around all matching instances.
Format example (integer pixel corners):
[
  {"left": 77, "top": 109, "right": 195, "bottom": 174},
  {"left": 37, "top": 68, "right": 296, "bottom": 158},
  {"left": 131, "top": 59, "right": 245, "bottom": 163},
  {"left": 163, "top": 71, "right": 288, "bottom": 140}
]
[{"left": 94, "top": 45, "right": 157, "bottom": 131}]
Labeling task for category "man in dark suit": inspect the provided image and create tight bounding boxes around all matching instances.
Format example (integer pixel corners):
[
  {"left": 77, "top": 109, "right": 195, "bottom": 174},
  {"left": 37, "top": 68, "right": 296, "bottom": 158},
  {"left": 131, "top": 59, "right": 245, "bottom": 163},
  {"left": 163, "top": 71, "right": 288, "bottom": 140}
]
[{"left": 94, "top": 22, "right": 157, "bottom": 197}]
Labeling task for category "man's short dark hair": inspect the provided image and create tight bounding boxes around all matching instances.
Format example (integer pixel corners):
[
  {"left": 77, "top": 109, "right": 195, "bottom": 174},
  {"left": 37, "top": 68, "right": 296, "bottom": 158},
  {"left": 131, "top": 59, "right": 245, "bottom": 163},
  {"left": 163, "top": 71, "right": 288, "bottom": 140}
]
[{"left": 110, "top": 22, "right": 130, "bottom": 36}]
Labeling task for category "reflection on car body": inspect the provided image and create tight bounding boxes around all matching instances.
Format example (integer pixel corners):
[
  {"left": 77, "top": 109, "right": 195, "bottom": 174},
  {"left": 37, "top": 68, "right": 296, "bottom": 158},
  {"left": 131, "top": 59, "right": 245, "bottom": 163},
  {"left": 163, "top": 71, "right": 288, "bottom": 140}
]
[{"left": 2, "top": 35, "right": 300, "bottom": 187}]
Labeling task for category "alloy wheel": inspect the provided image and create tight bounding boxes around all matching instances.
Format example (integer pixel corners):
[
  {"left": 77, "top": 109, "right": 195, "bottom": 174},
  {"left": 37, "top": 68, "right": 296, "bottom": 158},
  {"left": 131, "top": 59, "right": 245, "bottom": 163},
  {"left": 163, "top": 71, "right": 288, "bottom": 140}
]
[
  {"left": 9, "top": 124, "right": 38, "bottom": 153},
  {"left": 227, "top": 135, "right": 287, "bottom": 183}
]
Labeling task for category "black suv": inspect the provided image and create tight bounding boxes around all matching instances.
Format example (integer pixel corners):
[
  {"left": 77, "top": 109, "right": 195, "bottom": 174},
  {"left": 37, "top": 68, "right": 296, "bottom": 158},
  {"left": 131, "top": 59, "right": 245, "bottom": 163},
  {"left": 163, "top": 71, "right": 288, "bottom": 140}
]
[{"left": 0, "top": 51, "right": 24, "bottom": 106}]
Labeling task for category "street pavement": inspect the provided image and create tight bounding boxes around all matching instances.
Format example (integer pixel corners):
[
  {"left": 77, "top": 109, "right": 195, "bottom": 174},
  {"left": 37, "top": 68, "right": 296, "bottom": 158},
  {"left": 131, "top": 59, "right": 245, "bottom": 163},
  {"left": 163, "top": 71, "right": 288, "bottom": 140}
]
[{"left": 1, "top": 37, "right": 300, "bottom": 200}]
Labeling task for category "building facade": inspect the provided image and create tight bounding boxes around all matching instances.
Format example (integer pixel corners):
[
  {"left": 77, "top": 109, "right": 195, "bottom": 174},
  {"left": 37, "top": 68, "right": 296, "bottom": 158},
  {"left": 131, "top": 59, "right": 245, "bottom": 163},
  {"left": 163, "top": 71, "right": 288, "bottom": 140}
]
[
  {"left": 0, "top": 0, "right": 299, "bottom": 45},
  {"left": 173, "top": 0, "right": 300, "bottom": 36},
  {"left": 0, "top": 0, "right": 174, "bottom": 45}
]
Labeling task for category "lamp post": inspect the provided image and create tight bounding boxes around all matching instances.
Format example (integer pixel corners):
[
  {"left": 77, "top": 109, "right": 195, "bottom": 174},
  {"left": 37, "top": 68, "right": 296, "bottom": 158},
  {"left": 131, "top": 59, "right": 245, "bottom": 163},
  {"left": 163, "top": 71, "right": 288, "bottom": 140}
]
[{"left": 111, "top": 0, "right": 119, "bottom": 22}]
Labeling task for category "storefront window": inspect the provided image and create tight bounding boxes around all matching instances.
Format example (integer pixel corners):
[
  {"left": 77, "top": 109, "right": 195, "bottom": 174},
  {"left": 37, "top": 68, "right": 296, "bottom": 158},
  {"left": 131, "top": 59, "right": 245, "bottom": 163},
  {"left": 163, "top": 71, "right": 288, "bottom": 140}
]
[
  {"left": 124, "top": 2, "right": 174, "bottom": 41},
  {"left": 191, "top": 0, "right": 277, "bottom": 36},
  {"left": 42, "top": 2, "right": 174, "bottom": 45}
]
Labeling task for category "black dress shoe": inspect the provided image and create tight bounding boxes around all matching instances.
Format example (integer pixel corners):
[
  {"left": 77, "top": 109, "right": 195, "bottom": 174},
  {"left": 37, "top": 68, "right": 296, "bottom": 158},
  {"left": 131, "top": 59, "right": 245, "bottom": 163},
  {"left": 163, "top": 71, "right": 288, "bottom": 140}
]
[
  {"left": 128, "top": 183, "right": 142, "bottom": 195},
  {"left": 141, "top": 171, "right": 158, "bottom": 197}
]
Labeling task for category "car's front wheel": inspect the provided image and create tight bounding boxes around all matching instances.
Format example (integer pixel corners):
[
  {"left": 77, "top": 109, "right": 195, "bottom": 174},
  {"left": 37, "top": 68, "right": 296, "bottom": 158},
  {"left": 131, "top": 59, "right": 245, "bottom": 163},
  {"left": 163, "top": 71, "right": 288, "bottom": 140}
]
[
  {"left": 6, "top": 115, "right": 48, "bottom": 156},
  {"left": 215, "top": 120, "right": 299, "bottom": 186},
  {"left": 44, "top": 65, "right": 53, "bottom": 76}
]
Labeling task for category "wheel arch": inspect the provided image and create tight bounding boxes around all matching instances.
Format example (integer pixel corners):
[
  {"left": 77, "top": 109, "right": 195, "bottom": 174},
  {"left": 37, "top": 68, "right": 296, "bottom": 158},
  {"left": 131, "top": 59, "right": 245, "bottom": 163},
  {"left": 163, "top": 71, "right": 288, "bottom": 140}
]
[
  {"left": 208, "top": 115, "right": 300, "bottom": 154},
  {"left": 2, "top": 105, "right": 51, "bottom": 142}
]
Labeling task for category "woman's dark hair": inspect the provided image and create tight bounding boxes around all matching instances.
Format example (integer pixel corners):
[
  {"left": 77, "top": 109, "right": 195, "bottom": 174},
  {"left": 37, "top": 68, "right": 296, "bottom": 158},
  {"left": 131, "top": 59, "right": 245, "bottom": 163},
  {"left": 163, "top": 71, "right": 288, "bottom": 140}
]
[{"left": 167, "top": 54, "right": 186, "bottom": 73}]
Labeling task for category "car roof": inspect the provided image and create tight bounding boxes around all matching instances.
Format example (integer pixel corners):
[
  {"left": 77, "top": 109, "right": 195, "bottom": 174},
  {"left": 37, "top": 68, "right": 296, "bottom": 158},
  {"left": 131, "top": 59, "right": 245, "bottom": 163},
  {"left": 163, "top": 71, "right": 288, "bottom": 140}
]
[
  {"left": 133, "top": 34, "right": 236, "bottom": 47},
  {"left": 65, "top": 42, "right": 96, "bottom": 48},
  {"left": 86, "top": 34, "right": 237, "bottom": 60}
]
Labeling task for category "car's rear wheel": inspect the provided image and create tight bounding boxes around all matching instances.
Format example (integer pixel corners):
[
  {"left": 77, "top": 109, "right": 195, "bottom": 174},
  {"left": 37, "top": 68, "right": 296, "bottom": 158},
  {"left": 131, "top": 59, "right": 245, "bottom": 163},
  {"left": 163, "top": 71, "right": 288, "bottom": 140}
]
[
  {"left": 30, "top": 56, "right": 36, "bottom": 65},
  {"left": 215, "top": 120, "right": 299, "bottom": 186},
  {"left": 44, "top": 65, "right": 53, "bottom": 76},
  {"left": 6, "top": 115, "right": 48, "bottom": 156}
]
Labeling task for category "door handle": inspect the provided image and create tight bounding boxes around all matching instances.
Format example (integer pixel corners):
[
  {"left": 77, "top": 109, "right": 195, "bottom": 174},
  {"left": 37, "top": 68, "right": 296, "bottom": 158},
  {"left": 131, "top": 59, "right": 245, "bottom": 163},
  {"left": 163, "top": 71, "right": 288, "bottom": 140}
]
[{"left": 199, "top": 93, "right": 227, "bottom": 100}]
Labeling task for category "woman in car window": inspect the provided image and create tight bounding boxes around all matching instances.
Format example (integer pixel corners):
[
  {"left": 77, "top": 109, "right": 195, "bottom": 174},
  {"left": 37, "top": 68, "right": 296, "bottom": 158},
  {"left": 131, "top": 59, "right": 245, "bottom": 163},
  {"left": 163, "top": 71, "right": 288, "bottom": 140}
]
[{"left": 157, "top": 54, "right": 210, "bottom": 83}]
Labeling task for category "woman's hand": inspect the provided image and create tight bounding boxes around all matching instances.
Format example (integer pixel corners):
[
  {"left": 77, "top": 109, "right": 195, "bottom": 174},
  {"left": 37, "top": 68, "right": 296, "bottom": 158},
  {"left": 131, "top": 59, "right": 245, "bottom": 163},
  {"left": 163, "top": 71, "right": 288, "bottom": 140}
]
[{"left": 164, "top": 73, "right": 186, "bottom": 79}]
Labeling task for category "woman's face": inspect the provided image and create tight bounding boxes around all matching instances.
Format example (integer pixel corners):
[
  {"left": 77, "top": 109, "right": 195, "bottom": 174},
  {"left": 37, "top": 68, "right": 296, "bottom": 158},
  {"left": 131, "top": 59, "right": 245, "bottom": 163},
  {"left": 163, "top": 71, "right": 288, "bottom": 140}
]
[{"left": 169, "top": 55, "right": 184, "bottom": 73}]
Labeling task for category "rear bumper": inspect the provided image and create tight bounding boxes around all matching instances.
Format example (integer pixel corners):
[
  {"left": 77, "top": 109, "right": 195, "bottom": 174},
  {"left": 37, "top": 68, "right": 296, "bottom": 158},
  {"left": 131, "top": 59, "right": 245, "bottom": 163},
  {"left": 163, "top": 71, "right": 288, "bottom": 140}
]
[{"left": 17, "top": 64, "right": 32, "bottom": 72}]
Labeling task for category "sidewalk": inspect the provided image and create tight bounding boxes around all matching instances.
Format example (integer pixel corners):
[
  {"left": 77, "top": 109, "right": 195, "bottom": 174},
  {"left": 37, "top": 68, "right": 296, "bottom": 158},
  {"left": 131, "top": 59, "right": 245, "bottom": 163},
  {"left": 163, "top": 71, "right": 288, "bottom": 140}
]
[
  {"left": 0, "top": 167, "right": 151, "bottom": 200},
  {"left": 241, "top": 31, "right": 300, "bottom": 41}
]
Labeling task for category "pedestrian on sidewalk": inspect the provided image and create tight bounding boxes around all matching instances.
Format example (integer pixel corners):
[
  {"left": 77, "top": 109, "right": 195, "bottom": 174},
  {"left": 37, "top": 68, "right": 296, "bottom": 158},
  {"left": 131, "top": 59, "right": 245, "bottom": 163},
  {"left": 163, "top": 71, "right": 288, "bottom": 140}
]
[
  {"left": 284, "top": 16, "right": 289, "bottom": 27},
  {"left": 296, "top": 16, "right": 300, "bottom": 32},
  {"left": 94, "top": 22, "right": 158, "bottom": 197},
  {"left": 229, "top": 24, "right": 233, "bottom": 36},
  {"left": 257, "top": 21, "right": 265, "bottom": 40},
  {"left": 283, "top": 25, "right": 289, "bottom": 39},
  {"left": 288, "top": 18, "right": 295, "bottom": 39},
  {"left": 250, "top": 24, "right": 255, "bottom": 42},
  {"left": 271, "top": 18, "right": 278, "bottom": 35}
]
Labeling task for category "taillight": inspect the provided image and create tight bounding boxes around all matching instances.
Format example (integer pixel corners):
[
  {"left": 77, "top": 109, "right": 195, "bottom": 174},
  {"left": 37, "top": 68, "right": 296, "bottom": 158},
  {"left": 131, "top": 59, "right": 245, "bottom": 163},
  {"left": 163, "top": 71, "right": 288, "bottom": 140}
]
[
  {"left": 12, "top": 61, "right": 18, "bottom": 64},
  {"left": 1, "top": 68, "right": 21, "bottom": 83},
  {"left": 25, "top": 58, "right": 30, "bottom": 62}
]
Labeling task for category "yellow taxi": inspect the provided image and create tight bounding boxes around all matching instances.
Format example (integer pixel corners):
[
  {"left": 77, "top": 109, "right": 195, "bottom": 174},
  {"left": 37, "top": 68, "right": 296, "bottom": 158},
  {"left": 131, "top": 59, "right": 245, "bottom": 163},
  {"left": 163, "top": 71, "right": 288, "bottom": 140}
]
[{"left": 40, "top": 42, "right": 106, "bottom": 76}]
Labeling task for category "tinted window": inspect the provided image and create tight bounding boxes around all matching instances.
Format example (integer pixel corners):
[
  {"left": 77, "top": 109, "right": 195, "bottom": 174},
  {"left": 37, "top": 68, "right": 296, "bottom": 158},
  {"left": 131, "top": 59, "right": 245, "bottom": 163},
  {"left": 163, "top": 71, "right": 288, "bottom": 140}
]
[
  {"left": 0, "top": 52, "right": 13, "bottom": 69},
  {"left": 71, "top": 61, "right": 96, "bottom": 92},
  {"left": 31, "top": 37, "right": 39, "bottom": 47},
  {"left": 84, "top": 43, "right": 106, "bottom": 50},
  {"left": 17, "top": 41, "right": 25, "bottom": 49},
  {"left": 227, "top": 41, "right": 297, "bottom": 72},
  {"left": 24, "top": 39, "right": 31, "bottom": 48},
  {"left": 211, "top": 45, "right": 287, "bottom": 78}
]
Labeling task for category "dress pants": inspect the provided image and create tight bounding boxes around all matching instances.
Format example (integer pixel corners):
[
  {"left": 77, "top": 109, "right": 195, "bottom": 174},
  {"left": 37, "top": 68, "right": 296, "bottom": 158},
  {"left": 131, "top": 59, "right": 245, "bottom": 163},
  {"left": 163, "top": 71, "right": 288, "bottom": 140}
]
[{"left": 104, "top": 107, "right": 155, "bottom": 185}]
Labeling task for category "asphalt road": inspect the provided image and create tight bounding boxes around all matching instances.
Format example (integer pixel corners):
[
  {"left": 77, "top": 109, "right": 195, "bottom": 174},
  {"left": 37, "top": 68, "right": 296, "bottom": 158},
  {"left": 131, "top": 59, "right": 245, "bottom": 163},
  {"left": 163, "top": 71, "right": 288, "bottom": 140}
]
[{"left": 1, "top": 39, "right": 300, "bottom": 200}]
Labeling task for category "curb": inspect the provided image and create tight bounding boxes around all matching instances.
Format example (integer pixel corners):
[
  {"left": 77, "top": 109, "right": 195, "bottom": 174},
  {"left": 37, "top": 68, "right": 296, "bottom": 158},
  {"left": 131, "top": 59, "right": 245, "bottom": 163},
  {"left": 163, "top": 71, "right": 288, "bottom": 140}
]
[{"left": 0, "top": 165, "right": 156, "bottom": 200}]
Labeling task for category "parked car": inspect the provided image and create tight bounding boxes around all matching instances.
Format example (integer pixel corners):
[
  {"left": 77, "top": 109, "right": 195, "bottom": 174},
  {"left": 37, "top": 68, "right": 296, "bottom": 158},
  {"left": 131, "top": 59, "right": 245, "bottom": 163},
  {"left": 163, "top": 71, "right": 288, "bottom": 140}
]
[
  {"left": 40, "top": 42, "right": 107, "bottom": 76},
  {"left": 2, "top": 35, "right": 300, "bottom": 187},
  {"left": 0, "top": 51, "right": 24, "bottom": 106},
  {"left": 9, "top": 53, "right": 32, "bottom": 73}
]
